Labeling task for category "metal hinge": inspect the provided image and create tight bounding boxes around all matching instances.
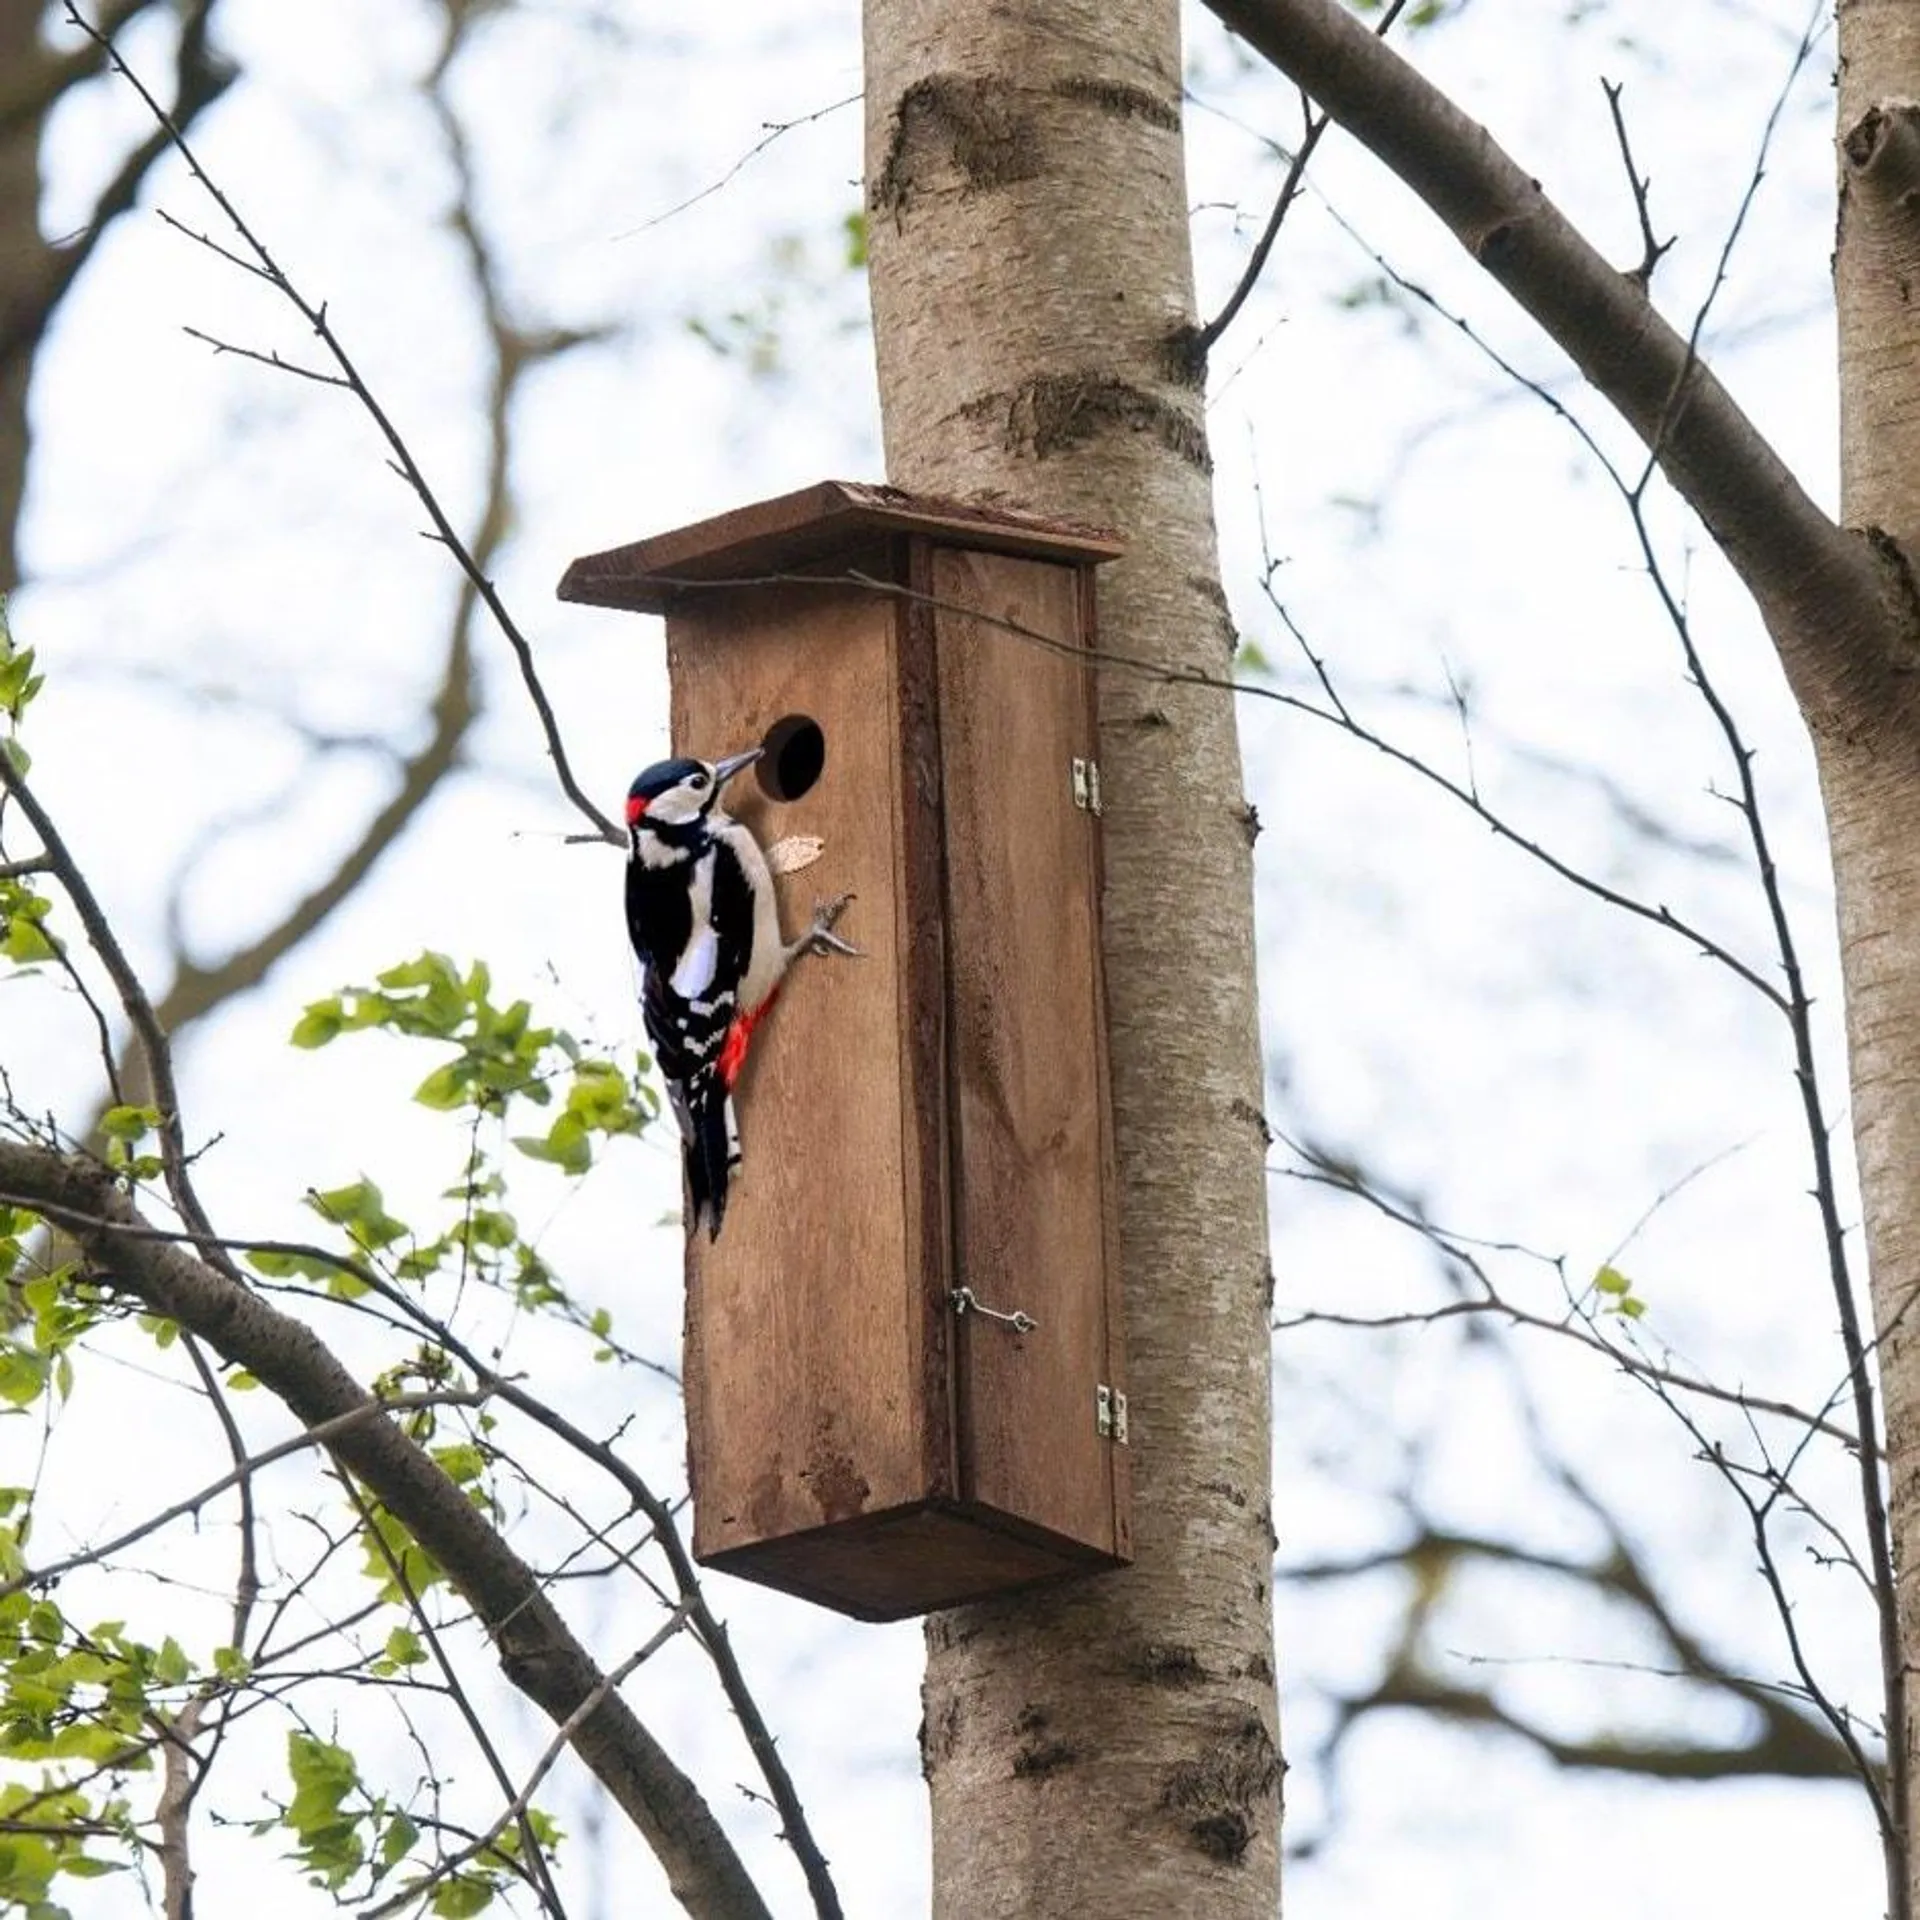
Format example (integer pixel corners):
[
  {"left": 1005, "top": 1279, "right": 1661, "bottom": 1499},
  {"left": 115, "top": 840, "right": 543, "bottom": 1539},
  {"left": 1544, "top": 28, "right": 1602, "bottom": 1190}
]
[
  {"left": 1095, "top": 1383, "right": 1129, "bottom": 1444},
  {"left": 1071, "top": 757, "right": 1104, "bottom": 816}
]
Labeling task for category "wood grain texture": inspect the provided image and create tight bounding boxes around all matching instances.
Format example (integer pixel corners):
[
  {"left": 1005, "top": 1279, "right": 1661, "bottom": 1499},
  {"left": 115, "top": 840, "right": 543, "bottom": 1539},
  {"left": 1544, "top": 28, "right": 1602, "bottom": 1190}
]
[
  {"left": 705, "top": 1502, "right": 1118, "bottom": 1623},
  {"left": 665, "top": 531, "right": 1127, "bottom": 1618},
  {"left": 898, "top": 536, "right": 961, "bottom": 1507},
  {"left": 671, "top": 578, "right": 921, "bottom": 1559},
  {"left": 559, "top": 479, "right": 1122, "bottom": 614},
  {"left": 934, "top": 548, "right": 1123, "bottom": 1555}
]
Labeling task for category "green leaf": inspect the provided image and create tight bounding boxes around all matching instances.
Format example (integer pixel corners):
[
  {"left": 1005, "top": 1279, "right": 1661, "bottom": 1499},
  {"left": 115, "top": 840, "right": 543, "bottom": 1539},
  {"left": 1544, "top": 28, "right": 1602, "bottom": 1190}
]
[
  {"left": 248, "top": 1246, "right": 358, "bottom": 1287},
  {"left": 0, "top": 1345, "right": 47, "bottom": 1407},
  {"left": 842, "top": 207, "right": 868, "bottom": 269},
  {"left": 283, "top": 1730, "right": 366, "bottom": 1890},
  {"left": 513, "top": 1111, "right": 591, "bottom": 1176},
  {"left": 290, "top": 999, "right": 345, "bottom": 1049},
  {"left": 308, "top": 1180, "right": 409, "bottom": 1252},
  {"left": 0, "top": 640, "right": 41, "bottom": 717},
  {"left": 1, "top": 911, "right": 56, "bottom": 965},
  {"left": 413, "top": 1061, "right": 470, "bottom": 1110},
  {"left": 379, "top": 1810, "right": 419, "bottom": 1871},
  {"left": 382, "top": 1627, "right": 426, "bottom": 1669},
  {"left": 357, "top": 1503, "right": 443, "bottom": 1603},
  {"left": 1593, "top": 1265, "right": 1631, "bottom": 1296},
  {"left": 99, "top": 1104, "right": 160, "bottom": 1142},
  {"left": 431, "top": 1442, "right": 486, "bottom": 1487},
  {"left": 432, "top": 1872, "right": 500, "bottom": 1917}
]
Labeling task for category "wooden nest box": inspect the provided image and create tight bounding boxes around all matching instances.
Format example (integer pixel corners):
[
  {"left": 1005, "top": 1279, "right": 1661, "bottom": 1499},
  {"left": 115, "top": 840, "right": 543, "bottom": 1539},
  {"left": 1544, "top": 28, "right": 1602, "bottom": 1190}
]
[{"left": 559, "top": 480, "right": 1131, "bottom": 1620}]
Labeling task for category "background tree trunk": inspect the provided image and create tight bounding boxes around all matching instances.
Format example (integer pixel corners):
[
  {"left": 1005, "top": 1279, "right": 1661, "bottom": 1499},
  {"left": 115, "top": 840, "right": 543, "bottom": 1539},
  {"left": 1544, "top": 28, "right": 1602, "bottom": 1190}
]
[
  {"left": 862, "top": 1, "right": 1282, "bottom": 1910},
  {"left": 0, "top": 0, "right": 43, "bottom": 593},
  {"left": 1833, "top": 9, "right": 1920, "bottom": 1909}
]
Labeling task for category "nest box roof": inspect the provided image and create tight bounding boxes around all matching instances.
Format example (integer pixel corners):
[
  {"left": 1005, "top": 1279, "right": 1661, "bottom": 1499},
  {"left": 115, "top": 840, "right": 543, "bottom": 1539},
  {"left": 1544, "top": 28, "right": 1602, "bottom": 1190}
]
[{"left": 556, "top": 479, "right": 1124, "bottom": 616}]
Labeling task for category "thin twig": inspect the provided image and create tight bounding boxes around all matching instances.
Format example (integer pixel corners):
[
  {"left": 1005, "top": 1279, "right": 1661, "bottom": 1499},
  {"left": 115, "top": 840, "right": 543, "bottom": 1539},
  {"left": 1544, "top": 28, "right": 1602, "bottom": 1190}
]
[
  {"left": 613, "top": 94, "right": 862, "bottom": 240},
  {"left": 4, "top": 1182, "right": 834, "bottom": 1917},
  {"left": 67, "top": 4, "right": 620, "bottom": 845},
  {"left": 1194, "top": 0, "right": 1410, "bottom": 357},
  {"left": 338, "top": 1470, "right": 569, "bottom": 1917},
  {"left": 1619, "top": 488, "right": 1905, "bottom": 1883},
  {"left": 178, "top": 321, "right": 350, "bottom": 387},
  {"left": 3, "top": 1390, "right": 483, "bottom": 1599},
  {"left": 1276, "top": 1296, "right": 1857, "bottom": 1448},
  {"left": 361, "top": 1608, "right": 693, "bottom": 1920},
  {"left": 0, "top": 750, "right": 229, "bottom": 1270},
  {"left": 1599, "top": 79, "right": 1674, "bottom": 290}
]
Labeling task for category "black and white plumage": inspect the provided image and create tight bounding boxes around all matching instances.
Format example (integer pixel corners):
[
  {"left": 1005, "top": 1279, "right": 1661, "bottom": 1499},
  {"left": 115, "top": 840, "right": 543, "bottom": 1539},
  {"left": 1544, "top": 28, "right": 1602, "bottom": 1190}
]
[{"left": 623, "top": 746, "right": 852, "bottom": 1240}]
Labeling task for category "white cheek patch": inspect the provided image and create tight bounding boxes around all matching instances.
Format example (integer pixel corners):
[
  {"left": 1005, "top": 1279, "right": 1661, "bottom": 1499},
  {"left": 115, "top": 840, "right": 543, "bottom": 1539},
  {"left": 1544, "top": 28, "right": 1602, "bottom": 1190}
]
[{"left": 635, "top": 831, "right": 690, "bottom": 870}]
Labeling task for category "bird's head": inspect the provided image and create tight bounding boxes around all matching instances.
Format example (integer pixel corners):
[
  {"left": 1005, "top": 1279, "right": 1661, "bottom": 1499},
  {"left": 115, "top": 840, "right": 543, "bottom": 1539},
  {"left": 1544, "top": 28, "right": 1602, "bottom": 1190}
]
[{"left": 625, "top": 746, "right": 762, "bottom": 837}]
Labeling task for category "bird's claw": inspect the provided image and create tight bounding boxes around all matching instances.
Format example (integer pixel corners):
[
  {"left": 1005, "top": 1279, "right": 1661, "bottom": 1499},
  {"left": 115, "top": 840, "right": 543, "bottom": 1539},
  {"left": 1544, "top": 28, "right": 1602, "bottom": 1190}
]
[{"left": 805, "top": 892, "right": 860, "bottom": 957}]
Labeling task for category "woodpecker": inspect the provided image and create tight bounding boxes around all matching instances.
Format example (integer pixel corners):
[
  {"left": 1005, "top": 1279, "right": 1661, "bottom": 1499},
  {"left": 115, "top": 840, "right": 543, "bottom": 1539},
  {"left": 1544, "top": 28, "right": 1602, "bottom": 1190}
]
[{"left": 623, "top": 745, "right": 853, "bottom": 1241}]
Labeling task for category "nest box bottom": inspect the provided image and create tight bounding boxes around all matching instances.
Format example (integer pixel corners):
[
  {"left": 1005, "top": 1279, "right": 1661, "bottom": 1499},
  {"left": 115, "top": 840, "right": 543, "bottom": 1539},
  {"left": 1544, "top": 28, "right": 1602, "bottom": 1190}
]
[{"left": 698, "top": 1501, "right": 1123, "bottom": 1623}]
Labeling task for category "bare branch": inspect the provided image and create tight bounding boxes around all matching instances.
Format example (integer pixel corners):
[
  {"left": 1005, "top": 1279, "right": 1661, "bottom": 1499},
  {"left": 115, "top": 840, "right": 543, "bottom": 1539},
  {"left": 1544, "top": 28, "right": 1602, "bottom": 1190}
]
[
  {"left": 3, "top": 1389, "right": 482, "bottom": 1599},
  {"left": 67, "top": 3, "right": 620, "bottom": 844},
  {"left": 338, "top": 1469, "right": 568, "bottom": 1916},
  {"left": 1599, "top": 79, "right": 1674, "bottom": 290},
  {"left": 153, "top": 1697, "right": 204, "bottom": 1920},
  {"left": 1194, "top": 0, "right": 1410, "bottom": 358},
  {"left": 177, "top": 322, "right": 351, "bottom": 387},
  {"left": 363, "top": 1608, "right": 693, "bottom": 1920},
  {"left": 613, "top": 93, "right": 862, "bottom": 240},
  {"left": 0, "top": 1139, "right": 772, "bottom": 1919},
  {"left": 1197, "top": 0, "right": 1901, "bottom": 731},
  {"left": 1277, "top": 1293, "right": 1857, "bottom": 1448},
  {"left": 0, "top": 748, "right": 225, "bottom": 1268}
]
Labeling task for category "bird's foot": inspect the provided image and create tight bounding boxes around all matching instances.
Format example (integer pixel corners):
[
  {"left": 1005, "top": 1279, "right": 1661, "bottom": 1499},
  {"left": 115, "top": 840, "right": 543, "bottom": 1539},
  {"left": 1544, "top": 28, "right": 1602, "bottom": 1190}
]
[{"left": 803, "top": 892, "right": 860, "bottom": 958}]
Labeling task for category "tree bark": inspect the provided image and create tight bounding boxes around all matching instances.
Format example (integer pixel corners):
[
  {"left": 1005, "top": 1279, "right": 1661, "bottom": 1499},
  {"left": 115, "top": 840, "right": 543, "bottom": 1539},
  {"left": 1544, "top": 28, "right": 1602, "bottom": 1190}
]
[
  {"left": 862, "top": 3, "right": 1281, "bottom": 1912},
  {"left": 0, "top": 0, "right": 43, "bottom": 593},
  {"left": 1835, "top": 9, "right": 1920, "bottom": 1913},
  {"left": 0, "top": 1143, "right": 773, "bottom": 1920}
]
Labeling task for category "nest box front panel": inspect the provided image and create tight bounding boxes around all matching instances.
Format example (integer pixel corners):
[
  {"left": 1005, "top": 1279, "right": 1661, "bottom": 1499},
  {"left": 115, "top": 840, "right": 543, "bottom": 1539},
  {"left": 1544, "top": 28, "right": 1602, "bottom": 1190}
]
[
  {"left": 930, "top": 548, "right": 1128, "bottom": 1560},
  {"left": 665, "top": 581, "right": 930, "bottom": 1559}
]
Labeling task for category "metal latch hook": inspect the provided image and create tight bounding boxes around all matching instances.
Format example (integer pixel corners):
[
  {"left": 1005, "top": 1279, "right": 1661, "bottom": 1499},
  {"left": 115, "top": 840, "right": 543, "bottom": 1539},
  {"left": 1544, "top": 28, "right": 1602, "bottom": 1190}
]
[{"left": 950, "top": 1286, "right": 1037, "bottom": 1335}]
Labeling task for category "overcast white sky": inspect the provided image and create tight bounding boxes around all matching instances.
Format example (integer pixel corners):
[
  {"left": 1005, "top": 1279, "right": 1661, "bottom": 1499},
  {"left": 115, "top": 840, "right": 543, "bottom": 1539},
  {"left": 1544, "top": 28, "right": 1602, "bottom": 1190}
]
[{"left": 6, "top": 0, "right": 1889, "bottom": 1913}]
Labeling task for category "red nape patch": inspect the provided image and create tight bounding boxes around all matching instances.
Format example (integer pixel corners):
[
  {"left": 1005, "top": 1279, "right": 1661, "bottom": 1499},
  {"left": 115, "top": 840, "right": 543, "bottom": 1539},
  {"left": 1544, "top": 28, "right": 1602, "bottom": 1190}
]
[
  {"left": 626, "top": 794, "right": 649, "bottom": 824},
  {"left": 718, "top": 984, "right": 782, "bottom": 1090}
]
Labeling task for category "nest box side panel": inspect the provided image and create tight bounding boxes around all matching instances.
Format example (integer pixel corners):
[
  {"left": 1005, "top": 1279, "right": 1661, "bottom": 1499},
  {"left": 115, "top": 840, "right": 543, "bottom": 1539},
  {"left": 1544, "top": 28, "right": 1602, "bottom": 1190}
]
[
  {"left": 931, "top": 547, "right": 1126, "bottom": 1558},
  {"left": 666, "top": 583, "right": 926, "bottom": 1560}
]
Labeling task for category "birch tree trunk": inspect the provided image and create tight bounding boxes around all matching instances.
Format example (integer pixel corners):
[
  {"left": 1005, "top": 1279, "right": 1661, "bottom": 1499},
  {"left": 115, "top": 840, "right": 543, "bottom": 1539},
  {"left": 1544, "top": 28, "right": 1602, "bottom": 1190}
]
[
  {"left": 862, "top": 2, "right": 1282, "bottom": 1911},
  {"left": 1834, "top": 10, "right": 1920, "bottom": 1911}
]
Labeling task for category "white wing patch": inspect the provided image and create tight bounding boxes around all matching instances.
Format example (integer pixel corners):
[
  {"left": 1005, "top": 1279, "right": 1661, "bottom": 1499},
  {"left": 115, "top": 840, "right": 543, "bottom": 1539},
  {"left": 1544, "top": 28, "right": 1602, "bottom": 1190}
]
[
  {"left": 670, "top": 850, "right": 720, "bottom": 999},
  {"left": 670, "top": 927, "right": 719, "bottom": 1000}
]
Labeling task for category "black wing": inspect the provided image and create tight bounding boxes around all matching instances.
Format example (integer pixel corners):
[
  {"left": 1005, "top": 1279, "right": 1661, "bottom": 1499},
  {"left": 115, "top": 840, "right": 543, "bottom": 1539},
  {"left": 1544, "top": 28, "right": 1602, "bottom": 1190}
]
[{"left": 630, "top": 841, "right": 759, "bottom": 1239}]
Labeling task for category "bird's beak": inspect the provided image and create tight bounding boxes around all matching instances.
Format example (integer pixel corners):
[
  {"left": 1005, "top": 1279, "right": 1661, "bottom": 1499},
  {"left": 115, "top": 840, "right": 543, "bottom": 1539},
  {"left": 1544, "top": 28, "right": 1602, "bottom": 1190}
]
[{"left": 712, "top": 746, "right": 764, "bottom": 787}]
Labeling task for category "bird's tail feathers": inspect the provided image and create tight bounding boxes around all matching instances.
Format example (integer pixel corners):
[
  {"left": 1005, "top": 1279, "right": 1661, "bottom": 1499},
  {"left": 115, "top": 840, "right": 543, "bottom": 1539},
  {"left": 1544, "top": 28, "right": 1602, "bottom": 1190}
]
[{"left": 684, "top": 1070, "right": 741, "bottom": 1241}]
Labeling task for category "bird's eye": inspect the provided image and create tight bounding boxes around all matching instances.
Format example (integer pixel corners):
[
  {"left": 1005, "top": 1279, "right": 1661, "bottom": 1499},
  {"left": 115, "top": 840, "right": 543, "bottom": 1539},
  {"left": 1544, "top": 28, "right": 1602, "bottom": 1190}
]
[{"left": 689, "top": 772, "right": 709, "bottom": 790}]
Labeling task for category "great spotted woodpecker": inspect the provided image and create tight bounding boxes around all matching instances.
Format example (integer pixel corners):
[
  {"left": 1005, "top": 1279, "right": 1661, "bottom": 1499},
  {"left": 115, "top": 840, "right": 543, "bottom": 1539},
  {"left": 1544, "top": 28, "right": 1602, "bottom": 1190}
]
[{"left": 623, "top": 746, "right": 853, "bottom": 1240}]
